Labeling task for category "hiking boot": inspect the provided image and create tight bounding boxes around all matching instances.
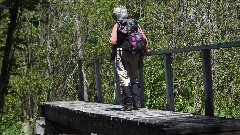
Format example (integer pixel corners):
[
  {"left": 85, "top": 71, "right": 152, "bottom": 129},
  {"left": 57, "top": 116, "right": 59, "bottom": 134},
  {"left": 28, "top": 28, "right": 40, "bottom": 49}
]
[
  {"left": 131, "top": 83, "right": 141, "bottom": 110},
  {"left": 121, "top": 106, "right": 132, "bottom": 111},
  {"left": 122, "top": 85, "right": 132, "bottom": 110},
  {"left": 132, "top": 107, "right": 140, "bottom": 110}
]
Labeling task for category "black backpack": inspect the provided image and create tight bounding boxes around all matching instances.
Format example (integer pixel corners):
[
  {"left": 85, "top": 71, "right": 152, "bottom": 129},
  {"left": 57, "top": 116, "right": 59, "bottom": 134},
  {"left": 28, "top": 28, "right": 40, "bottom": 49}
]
[{"left": 117, "top": 18, "right": 146, "bottom": 54}]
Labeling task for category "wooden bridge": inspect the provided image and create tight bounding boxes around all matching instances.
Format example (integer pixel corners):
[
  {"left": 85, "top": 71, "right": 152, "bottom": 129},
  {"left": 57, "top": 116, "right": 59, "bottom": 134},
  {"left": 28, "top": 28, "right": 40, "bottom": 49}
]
[
  {"left": 35, "top": 41, "right": 240, "bottom": 135},
  {"left": 36, "top": 101, "right": 240, "bottom": 135}
]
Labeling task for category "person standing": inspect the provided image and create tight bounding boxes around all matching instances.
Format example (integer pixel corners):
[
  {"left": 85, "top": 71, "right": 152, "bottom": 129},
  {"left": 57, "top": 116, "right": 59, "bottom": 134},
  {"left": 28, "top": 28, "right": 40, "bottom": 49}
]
[{"left": 109, "top": 5, "right": 148, "bottom": 111}]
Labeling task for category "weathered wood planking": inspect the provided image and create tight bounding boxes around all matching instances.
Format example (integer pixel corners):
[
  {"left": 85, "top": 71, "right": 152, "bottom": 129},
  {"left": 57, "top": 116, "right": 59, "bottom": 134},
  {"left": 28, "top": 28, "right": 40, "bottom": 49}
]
[{"left": 40, "top": 101, "right": 240, "bottom": 135}]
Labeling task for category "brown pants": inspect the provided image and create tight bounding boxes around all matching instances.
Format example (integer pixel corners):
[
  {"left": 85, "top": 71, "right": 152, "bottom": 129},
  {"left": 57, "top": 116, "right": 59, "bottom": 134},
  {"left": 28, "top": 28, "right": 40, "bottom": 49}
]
[{"left": 115, "top": 48, "right": 139, "bottom": 86}]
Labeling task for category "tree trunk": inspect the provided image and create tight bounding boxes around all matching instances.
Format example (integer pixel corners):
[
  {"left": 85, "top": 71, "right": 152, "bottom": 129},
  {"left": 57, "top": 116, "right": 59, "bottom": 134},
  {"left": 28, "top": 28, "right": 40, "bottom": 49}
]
[
  {"left": 0, "top": 0, "right": 20, "bottom": 119},
  {"left": 75, "top": 13, "right": 89, "bottom": 101}
]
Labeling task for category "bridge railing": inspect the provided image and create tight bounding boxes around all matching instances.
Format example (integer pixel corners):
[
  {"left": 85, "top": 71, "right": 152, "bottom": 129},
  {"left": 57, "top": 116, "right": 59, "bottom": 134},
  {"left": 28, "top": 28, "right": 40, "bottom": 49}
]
[{"left": 77, "top": 41, "right": 240, "bottom": 116}]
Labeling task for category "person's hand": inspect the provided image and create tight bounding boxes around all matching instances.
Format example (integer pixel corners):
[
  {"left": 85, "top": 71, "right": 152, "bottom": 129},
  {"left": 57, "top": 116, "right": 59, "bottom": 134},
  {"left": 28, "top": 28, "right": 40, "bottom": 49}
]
[{"left": 143, "top": 45, "right": 149, "bottom": 53}]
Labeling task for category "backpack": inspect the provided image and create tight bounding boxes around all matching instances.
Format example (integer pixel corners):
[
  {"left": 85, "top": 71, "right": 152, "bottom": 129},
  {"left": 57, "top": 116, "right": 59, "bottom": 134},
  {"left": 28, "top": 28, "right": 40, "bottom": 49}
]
[{"left": 117, "top": 18, "right": 146, "bottom": 54}]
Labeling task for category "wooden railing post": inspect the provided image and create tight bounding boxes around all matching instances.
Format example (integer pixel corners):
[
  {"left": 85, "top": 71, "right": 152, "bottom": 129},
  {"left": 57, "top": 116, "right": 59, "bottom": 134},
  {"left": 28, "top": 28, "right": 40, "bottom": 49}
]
[
  {"left": 164, "top": 53, "right": 175, "bottom": 111},
  {"left": 113, "top": 61, "right": 121, "bottom": 105},
  {"left": 94, "top": 59, "right": 103, "bottom": 103},
  {"left": 78, "top": 60, "right": 88, "bottom": 101},
  {"left": 201, "top": 49, "right": 214, "bottom": 116},
  {"left": 138, "top": 55, "right": 146, "bottom": 108}
]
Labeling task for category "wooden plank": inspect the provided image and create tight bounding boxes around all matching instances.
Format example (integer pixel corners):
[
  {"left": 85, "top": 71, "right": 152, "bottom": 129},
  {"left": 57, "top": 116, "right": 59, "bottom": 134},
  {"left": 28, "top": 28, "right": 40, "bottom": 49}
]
[
  {"left": 201, "top": 49, "right": 214, "bottom": 116},
  {"left": 79, "top": 56, "right": 110, "bottom": 61},
  {"left": 195, "top": 131, "right": 240, "bottom": 135},
  {"left": 164, "top": 53, "right": 175, "bottom": 111},
  {"left": 146, "top": 41, "right": 240, "bottom": 56},
  {"left": 78, "top": 41, "right": 239, "bottom": 61},
  {"left": 94, "top": 60, "right": 103, "bottom": 103}
]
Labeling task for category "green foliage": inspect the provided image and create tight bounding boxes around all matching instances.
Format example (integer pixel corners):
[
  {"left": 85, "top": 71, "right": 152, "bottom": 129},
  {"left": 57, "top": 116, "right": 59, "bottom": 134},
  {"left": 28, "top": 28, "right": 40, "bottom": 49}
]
[
  {"left": 143, "top": 55, "right": 166, "bottom": 109},
  {"left": 1, "top": 94, "right": 25, "bottom": 135},
  {"left": 213, "top": 48, "right": 240, "bottom": 118},
  {"left": 172, "top": 52, "right": 204, "bottom": 114},
  {"left": 100, "top": 59, "right": 115, "bottom": 103},
  {"left": 0, "top": 0, "right": 239, "bottom": 133},
  {"left": 1, "top": 121, "right": 24, "bottom": 135}
]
